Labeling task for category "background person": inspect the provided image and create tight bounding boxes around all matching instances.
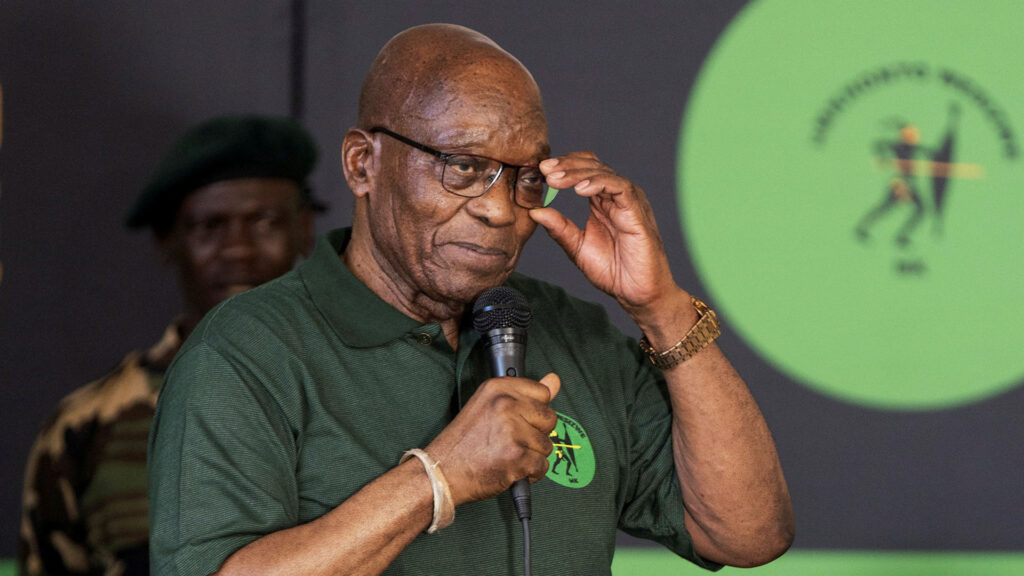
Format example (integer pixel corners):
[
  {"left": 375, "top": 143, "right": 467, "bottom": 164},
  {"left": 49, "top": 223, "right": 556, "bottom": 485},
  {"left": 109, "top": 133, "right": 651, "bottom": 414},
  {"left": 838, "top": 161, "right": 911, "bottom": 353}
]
[{"left": 18, "top": 114, "right": 321, "bottom": 576}]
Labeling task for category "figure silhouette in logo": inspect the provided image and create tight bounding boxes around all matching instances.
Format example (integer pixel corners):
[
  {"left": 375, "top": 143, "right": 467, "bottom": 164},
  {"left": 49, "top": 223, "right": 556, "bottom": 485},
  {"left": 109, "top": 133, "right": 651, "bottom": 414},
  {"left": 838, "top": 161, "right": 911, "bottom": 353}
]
[
  {"left": 549, "top": 424, "right": 579, "bottom": 478},
  {"left": 855, "top": 103, "right": 960, "bottom": 247}
]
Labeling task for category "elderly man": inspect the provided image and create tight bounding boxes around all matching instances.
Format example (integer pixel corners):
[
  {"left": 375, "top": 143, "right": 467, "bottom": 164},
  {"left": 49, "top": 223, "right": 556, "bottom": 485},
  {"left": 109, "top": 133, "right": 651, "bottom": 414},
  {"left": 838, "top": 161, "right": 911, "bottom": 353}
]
[
  {"left": 19, "top": 114, "right": 319, "bottom": 576},
  {"left": 149, "top": 25, "right": 793, "bottom": 575}
]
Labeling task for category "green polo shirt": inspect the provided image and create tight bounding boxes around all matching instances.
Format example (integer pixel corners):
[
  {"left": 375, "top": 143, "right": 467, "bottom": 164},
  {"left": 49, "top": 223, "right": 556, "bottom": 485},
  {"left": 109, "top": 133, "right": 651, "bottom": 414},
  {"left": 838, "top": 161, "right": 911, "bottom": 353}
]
[{"left": 149, "top": 228, "right": 716, "bottom": 575}]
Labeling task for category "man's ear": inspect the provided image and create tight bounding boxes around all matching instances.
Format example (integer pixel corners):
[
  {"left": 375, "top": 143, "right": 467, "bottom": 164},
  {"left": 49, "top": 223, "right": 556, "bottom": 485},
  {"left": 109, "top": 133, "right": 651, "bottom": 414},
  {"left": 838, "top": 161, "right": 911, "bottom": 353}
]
[{"left": 342, "top": 128, "right": 377, "bottom": 198}]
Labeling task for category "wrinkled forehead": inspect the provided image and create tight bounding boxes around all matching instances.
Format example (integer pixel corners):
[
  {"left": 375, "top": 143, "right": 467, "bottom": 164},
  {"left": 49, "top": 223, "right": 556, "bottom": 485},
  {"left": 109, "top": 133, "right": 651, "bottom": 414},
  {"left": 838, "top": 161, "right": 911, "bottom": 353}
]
[
  {"left": 400, "top": 58, "right": 549, "bottom": 159},
  {"left": 361, "top": 26, "right": 549, "bottom": 159}
]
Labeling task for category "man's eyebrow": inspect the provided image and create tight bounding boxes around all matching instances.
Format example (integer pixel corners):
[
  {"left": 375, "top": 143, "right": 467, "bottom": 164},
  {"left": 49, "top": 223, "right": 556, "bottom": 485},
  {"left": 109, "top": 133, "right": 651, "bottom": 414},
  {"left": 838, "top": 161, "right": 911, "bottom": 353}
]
[{"left": 430, "top": 129, "right": 550, "bottom": 163}]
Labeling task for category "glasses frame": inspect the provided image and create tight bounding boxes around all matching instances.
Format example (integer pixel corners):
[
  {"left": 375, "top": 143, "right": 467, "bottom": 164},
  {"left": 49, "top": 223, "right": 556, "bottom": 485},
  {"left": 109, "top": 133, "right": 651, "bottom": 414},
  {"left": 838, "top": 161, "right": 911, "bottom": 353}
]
[{"left": 369, "top": 126, "right": 549, "bottom": 209}]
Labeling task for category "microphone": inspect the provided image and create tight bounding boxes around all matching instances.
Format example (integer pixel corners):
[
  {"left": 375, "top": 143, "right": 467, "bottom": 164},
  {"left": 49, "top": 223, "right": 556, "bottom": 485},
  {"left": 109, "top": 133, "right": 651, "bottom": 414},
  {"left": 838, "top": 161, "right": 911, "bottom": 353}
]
[{"left": 472, "top": 286, "right": 533, "bottom": 522}]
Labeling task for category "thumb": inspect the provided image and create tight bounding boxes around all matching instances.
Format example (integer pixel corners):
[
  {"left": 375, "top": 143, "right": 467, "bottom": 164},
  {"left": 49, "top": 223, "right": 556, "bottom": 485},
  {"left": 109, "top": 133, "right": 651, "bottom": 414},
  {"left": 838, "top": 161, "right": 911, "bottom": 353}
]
[
  {"left": 529, "top": 208, "right": 583, "bottom": 261},
  {"left": 538, "top": 372, "right": 561, "bottom": 402}
]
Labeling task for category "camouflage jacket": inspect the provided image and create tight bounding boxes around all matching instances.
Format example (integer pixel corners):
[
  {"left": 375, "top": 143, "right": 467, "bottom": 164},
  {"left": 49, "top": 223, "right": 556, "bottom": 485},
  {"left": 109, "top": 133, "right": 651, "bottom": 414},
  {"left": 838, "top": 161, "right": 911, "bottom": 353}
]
[{"left": 18, "top": 324, "right": 182, "bottom": 576}]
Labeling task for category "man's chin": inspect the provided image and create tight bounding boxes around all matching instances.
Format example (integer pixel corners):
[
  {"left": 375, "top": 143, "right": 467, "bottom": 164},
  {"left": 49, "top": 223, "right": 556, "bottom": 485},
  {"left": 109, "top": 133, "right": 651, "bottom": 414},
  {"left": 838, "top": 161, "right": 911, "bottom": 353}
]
[
  {"left": 439, "top": 270, "right": 515, "bottom": 304},
  {"left": 222, "top": 284, "right": 256, "bottom": 299}
]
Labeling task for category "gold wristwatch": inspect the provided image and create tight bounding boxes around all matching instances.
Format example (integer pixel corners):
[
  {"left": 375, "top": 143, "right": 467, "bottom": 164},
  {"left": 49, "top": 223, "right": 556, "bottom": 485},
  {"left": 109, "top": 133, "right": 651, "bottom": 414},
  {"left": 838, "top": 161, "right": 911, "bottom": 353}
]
[{"left": 638, "top": 296, "right": 721, "bottom": 370}]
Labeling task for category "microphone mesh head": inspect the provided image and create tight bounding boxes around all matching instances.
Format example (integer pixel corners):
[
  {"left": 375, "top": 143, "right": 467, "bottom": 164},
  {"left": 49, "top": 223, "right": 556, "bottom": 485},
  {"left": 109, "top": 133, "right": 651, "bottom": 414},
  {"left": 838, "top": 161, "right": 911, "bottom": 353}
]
[{"left": 472, "top": 286, "right": 532, "bottom": 333}]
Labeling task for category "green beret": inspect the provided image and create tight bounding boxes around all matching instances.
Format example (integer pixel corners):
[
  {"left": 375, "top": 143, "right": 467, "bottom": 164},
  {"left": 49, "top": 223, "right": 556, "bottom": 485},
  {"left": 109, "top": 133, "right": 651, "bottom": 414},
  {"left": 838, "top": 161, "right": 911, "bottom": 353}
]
[{"left": 125, "top": 114, "right": 320, "bottom": 230}]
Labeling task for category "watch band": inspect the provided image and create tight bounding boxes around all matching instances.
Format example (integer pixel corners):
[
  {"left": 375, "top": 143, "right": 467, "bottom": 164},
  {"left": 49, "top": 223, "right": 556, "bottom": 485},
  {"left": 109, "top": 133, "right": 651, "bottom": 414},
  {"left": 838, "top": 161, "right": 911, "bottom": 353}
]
[{"left": 638, "top": 296, "right": 721, "bottom": 370}]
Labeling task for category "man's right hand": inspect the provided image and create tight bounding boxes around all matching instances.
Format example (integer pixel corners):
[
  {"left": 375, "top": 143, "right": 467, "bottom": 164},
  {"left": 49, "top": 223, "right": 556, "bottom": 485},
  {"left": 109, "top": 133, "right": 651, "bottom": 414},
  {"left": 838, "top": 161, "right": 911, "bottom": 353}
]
[{"left": 425, "top": 373, "right": 561, "bottom": 506}]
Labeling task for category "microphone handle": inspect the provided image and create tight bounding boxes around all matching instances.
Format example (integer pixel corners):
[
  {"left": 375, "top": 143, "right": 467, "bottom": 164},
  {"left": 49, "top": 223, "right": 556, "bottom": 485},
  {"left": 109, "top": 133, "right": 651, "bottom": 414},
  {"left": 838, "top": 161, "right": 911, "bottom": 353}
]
[
  {"left": 484, "top": 327, "right": 526, "bottom": 378},
  {"left": 483, "top": 328, "right": 532, "bottom": 521},
  {"left": 511, "top": 478, "right": 531, "bottom": 521}
]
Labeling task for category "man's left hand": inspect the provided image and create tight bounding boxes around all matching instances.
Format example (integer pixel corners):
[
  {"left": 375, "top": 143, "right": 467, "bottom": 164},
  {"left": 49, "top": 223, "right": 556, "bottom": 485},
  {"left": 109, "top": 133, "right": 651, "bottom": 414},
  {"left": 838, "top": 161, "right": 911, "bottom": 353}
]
[
  {"left": 530, "top": 152, "right": 794, "bottom": 567},
  {"left": 531, "top": 152, "right": 683, "bottom": 321}
]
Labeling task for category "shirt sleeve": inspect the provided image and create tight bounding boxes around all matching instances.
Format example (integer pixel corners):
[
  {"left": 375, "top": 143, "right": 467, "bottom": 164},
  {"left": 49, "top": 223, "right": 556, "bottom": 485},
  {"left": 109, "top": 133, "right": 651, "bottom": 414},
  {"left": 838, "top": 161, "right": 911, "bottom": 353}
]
[
  {"left": 148, "top": 340, "right": 300, "bottom": 576},
  {"left": 617, "top": 340, "right": 723, "bottom": 572},
  {"left": 19, "top": 423, "right": 93, "bottom": 576}
]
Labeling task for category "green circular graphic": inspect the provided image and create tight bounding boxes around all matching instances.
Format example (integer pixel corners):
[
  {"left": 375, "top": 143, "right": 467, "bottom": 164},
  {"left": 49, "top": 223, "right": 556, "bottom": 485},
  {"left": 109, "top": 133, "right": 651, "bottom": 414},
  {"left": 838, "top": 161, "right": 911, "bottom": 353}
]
[
  {"left": 545, "top": 412, "right": 594, "bottom": 488},
  {"left": 679, "top": 0, "right": 1024, "bottom": 409}
]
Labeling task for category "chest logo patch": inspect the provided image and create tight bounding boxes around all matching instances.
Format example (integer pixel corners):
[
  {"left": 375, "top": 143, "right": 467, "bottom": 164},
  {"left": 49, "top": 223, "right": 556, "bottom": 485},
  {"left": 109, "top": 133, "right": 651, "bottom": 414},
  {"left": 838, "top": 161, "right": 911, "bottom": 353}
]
[{"left": 545, "top": 412, "right": 595, "bottom": 488}]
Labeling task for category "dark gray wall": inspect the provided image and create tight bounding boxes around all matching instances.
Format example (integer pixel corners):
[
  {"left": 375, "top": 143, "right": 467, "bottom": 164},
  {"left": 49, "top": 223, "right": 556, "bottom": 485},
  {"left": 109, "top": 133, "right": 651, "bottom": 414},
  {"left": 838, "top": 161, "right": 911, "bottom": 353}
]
[
  {"left": 2, "top": 0, "right": 1021, "bottom": 560},
  {"left": 1, "top": 1, "right": 297, "bottom": 557}
]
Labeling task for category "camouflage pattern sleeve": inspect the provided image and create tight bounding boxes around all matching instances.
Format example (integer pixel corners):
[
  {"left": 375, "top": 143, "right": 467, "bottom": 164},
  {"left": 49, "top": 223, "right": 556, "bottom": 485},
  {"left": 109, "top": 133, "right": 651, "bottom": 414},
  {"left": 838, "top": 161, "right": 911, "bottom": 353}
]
[
  {"left": 19, "top": 412, "right": 96, "bottom": 575},
  {"left": 17, "top": 323, "right": 179, "bottom": 576}
]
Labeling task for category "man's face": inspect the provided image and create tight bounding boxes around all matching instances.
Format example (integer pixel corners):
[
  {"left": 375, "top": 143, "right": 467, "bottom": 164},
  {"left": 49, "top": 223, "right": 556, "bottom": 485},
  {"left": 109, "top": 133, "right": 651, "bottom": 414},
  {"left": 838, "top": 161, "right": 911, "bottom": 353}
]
[
  {"left": 366, "top": 63, "right": 550, "bottom": 307},
  {"left": 159, "top": 177, "right": 312, "bottom": 321}
]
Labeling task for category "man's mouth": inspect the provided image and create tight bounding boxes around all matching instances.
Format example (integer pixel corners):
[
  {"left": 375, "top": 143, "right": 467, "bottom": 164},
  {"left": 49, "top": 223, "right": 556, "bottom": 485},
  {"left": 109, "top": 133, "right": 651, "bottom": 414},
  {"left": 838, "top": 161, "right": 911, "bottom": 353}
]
[
  {"left": 449, "top": 242, "right": 507, "bottom": 257},
  {"left": 443, "top": 242, "right": 510, "bottom": 269}
]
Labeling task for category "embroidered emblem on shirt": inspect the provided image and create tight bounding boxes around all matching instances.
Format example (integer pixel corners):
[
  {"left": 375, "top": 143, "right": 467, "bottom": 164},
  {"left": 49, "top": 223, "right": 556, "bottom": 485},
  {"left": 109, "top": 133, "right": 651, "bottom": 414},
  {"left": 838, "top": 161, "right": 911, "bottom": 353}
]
[{"left": 545, "top": 412, "right": 595, "bottom": 488}]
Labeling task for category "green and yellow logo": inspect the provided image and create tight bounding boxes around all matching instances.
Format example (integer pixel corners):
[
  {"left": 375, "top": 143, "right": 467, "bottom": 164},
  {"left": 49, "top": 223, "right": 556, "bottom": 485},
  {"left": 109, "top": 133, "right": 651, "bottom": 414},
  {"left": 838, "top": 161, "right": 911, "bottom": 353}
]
[
  {"left": 679, "top": 0, "right": 1024, "bottom": 410},
  {"left": 545, "top": 412, "right": 594, "bottom": 488}
]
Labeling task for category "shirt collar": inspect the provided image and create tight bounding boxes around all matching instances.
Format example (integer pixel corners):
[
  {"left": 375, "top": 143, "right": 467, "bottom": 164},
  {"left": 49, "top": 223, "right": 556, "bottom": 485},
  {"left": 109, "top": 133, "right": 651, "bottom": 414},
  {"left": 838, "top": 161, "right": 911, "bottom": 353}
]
[{"left": 299, "top": 227, "right": 425, "bottom": 347}]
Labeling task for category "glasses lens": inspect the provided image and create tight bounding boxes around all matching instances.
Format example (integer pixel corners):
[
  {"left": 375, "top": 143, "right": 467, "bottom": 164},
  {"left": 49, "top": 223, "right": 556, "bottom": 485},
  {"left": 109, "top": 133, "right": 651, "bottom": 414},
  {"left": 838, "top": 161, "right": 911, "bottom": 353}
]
[
  {"left": 442, "top": 155, "right": 496, "bottom": 195},
  {"left": 514, "top": 167, "right": 549, "bottom": 209},
  {"left": 441, "top": 155, "right": 551, "bottom": 208}
]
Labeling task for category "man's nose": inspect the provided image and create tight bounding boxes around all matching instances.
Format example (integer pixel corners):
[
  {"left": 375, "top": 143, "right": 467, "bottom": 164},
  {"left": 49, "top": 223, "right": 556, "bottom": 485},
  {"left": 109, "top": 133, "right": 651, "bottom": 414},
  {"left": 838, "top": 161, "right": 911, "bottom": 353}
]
[
  {"left": 467, "top": 167, "right": 518, "bottom": 226},
  {"left": 219, "top": 219, "right": 258, "bottom": 258}
]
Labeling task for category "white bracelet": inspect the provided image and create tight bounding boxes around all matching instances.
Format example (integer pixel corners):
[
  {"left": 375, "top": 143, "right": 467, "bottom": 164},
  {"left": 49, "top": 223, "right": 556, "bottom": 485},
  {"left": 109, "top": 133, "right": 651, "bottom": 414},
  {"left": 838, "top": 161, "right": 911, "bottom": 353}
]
[{"left": 400, "top": 448, "right": 455, "bottom": 533}]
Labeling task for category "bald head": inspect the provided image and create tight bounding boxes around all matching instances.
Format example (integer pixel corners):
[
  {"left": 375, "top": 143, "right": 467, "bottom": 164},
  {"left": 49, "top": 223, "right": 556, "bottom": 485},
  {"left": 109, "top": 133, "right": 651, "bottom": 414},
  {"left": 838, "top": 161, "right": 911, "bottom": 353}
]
[{"left": 358, "top": 24, "right": 546, "bottom": 135}]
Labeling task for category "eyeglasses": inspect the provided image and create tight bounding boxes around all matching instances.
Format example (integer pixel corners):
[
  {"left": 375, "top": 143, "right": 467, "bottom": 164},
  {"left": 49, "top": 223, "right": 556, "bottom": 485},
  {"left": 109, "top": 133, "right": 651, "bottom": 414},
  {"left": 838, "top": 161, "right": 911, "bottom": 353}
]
[{"left": 370, "top": 126, "right": 556, "bottom": 209}]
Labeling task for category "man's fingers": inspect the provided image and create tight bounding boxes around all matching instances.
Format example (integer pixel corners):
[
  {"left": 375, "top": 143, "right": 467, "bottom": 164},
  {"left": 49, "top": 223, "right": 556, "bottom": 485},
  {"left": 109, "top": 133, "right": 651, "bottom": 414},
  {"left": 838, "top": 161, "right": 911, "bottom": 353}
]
[
  {"left": 538, "top": 372, "right": 561, "bottom": 401},
  {"left": 544, "top": 168, "right": 617, "bottom": 194},
  {"left": 432, "top": 373, "right": 562, "bottom": 503},
  {"left": 488, "top": 375, "right": 556, "bottom": 402},
  {"left": 530, "top": 208, "right": 584, "bottom": 262},
  {"left": 477, "top": 376, "right": 557, "bottom": 431},
  {"left": 541, "top": 152, "right": 613, "bottom": 188}
]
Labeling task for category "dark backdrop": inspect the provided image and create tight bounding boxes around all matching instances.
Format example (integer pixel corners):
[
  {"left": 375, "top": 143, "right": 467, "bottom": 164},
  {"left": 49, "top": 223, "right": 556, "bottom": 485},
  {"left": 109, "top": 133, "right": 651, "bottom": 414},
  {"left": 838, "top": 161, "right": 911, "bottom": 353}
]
[{"left": 2, "top": 0, "right": 1022, "bottom": 560}]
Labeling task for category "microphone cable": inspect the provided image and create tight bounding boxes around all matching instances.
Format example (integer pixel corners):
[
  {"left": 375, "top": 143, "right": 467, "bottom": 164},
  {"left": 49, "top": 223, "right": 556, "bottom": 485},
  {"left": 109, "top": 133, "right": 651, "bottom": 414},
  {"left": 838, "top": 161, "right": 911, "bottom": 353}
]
[
  {"left": 511, "top": 478, "right": 532, "bottom": 576},
  {"left": 521, "top": 516, "right": 531, "bottom": 576}
]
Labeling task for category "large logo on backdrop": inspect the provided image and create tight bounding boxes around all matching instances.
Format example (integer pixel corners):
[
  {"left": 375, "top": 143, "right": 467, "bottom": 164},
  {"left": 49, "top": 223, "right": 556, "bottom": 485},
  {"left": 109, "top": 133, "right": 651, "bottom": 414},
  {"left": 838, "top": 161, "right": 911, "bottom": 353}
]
[{"left": 678, "top": 1, "right": 1024, "bottom": 409}]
